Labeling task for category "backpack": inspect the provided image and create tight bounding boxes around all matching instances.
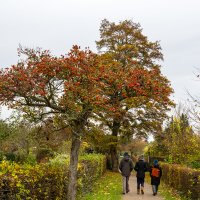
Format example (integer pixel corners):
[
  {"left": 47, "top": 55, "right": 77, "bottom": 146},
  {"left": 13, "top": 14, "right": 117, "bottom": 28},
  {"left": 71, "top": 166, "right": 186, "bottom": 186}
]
[{"left": 151, "top": 167, "right": 160, "bottom": 177}]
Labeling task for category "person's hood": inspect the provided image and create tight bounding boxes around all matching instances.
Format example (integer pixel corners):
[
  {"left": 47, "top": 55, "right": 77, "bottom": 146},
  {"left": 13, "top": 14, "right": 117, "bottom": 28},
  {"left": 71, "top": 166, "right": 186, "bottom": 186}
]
[
  {"left": 153, "top": 159, "right": 158, "bottom": 166},
  {"left": 124, "top": 156, "right": 130, "bottom": 161},
  {"left": 139, "top": 159, "right": 144, "bottom": 162}
]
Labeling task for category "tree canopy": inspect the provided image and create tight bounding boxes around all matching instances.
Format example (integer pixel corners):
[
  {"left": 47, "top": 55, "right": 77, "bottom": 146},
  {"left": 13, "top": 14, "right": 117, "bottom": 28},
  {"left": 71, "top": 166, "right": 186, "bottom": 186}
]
[
  {"left": 0, "top": 45, "right": 105, "bottom": 200},
  {"left": 94, "top": 19, "right": 174, "bottom": 170}
]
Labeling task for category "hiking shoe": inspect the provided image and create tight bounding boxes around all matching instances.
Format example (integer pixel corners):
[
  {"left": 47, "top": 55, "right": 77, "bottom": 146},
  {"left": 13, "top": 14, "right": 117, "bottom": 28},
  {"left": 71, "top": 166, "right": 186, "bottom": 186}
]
[{"left": 141, "top": 189, "right": 144, "bottom": 195}]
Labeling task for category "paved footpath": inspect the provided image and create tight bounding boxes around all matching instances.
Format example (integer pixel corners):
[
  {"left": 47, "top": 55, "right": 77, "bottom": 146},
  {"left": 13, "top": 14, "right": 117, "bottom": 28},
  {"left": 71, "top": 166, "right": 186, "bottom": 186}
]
[{"left": 123, "top": 176, "right": 164, "bottom": 200}]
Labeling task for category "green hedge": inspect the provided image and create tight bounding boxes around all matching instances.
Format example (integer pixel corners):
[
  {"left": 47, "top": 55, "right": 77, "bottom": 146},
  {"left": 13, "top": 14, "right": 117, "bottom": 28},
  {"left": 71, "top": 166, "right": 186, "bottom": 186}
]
[
  {"left": 160, "top": 162, "right": 200, "bottom": 200},
  {"left": 0, "top": 154, "right": 106, "bottom": 199}
]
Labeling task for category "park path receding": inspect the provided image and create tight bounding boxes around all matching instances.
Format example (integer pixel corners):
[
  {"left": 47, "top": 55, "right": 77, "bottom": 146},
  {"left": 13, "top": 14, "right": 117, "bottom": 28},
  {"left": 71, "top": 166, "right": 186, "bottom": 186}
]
[{"left": 122, "top": 176, "right": 164, "bottom": 200}]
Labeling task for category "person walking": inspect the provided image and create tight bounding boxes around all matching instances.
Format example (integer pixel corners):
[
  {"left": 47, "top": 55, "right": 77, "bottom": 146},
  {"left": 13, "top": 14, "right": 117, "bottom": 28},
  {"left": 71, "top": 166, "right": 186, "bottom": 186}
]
[
  {"left": 119, "top": 152, "right": 134, "bottom": 194},
  {"left": 150, "top": 159, "right": 162, "bottom": 196},
  {"left": 134, "top": 155, "right": 148, "bottom": 195}
]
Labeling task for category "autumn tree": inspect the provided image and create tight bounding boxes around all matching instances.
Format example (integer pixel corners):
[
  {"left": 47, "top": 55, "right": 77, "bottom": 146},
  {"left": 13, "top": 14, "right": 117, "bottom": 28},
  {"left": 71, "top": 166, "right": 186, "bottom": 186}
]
[
  {"left": 95, "top": 19, "right": 174, "bottom": 171},
  {"left": 0, "top": 46, "right": 105, "bottom": 200}
]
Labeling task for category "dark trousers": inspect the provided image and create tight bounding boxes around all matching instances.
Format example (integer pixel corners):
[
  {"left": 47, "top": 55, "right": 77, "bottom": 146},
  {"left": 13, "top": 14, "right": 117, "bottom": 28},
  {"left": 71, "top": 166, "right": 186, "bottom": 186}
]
[
  {"left": 137, "top": 177, "right": 144, "bottom": 189},
  {"left": 122, "top": 176, "right": 130, "bottom": 193},
  {"left": 152, "top": 185, "right": 159, "bottom": 194}
]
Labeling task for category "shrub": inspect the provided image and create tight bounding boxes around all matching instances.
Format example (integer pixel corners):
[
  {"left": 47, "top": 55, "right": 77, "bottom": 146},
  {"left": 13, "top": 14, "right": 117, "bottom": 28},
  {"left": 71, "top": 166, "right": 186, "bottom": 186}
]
[
  {"left": 0, "top": 153, "right": 106, "bottom": 199},
  {"left": 36, "top": 147, "right": 55, "bottom": 163},
  {"left": 25, "top": 153, "right": 37, "bottom": 165},
  {"left": 0, "top": 151, "right": 4, "bottom": 161},
  {"left": 78, "top": 154, "right": 106, "bottom": 195},
  {"left": 4, "top": 152, "right": 16, "bottom": 161},
  {"left": 191, "top": 160, "right": 200, "bottom": 169},
  {"left": 160, "top": 162, "right": 200, "bottom": 200}
]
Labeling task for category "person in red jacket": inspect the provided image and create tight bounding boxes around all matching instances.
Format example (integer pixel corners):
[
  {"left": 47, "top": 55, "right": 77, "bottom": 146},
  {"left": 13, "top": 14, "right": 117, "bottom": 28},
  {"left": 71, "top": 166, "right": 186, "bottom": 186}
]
[
  {"left": 150, "top": 159, "right": 162, "bottom": 196},
  {"left": 119, "top": 152, "right": 134, "bottom": 194}
]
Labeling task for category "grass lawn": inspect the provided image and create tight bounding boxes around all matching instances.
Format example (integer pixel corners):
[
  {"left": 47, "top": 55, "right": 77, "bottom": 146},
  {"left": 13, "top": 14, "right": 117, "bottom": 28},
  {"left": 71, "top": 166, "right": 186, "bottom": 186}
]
[{"left": 79, "top": 171, "right": 122, "bottom": 200}]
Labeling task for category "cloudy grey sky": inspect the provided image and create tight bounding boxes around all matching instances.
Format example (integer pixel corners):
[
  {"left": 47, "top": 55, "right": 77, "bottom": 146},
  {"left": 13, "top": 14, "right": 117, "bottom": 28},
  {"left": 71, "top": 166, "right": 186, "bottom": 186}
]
[{"left": 0, "top": 0, "right": 200, "bottom": 119}]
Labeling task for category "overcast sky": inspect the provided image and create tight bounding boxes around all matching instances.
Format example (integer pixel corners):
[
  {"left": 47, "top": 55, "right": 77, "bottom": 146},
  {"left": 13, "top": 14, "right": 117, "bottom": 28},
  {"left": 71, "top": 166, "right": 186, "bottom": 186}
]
[{"left": 0, "top": 0, "right": 200, "bottom": 119}]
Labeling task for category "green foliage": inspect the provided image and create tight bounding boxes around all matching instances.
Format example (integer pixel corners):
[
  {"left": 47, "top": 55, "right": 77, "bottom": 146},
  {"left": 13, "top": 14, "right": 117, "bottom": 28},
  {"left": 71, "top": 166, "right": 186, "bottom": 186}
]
[
  {"left": 78, "top": 154, "right": 106, "bottom": 195},
  {"left": 151, "top": 113, "right": 200, "bottom": 168},
  {"left": 0, "top": 151, "right": 3, "bottom": 161},
  {"left": 0, "top": 118, "right": 39, "bottom": 165},
  {"left": 49, "top": 153, "right": 69, "bottom": 166},
  {"left": 0, "top": 120, "right": 11, "bottom": 141},
  {"left": 4, "top": 152, "right": 16, "bottom": 161},
  {"left": 0, "top": 154, "right": 106, "bottom": 199},
  {"left": 25, "top": 152, "right": 37, "bottom": 165},
  {"left": 36, "top": 147, "right": 55, "bottom": 163},
  {"left": 84, "top": 127, "right": 119, "bottom": 153},
  {"left": 191, "top": 160, "right": 200, "bottom": 169},
  {"left": 160, "top": 162, "right": 200, "bottom": 200}
]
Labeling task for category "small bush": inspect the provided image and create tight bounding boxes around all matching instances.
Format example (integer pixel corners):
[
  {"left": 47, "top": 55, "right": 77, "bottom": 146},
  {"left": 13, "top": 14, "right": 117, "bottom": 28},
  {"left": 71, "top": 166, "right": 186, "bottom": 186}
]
[
  {"left": 4, "top": 152, "right": 16, "bottom": 161},
  {"left": 36, "top": 147, "right": 54, "bottom": 163},
  {"left": 191, "top": 160, "right": 200, "bottom": 169},
  {"left": 25, "top": 153, "right": 37, "bottom": 165},
  {"left": 0, "top": 151, "right": 4, "bottom": 161},
  {"left": 160, "top": 162, "right": 200, "bottom": 200}
]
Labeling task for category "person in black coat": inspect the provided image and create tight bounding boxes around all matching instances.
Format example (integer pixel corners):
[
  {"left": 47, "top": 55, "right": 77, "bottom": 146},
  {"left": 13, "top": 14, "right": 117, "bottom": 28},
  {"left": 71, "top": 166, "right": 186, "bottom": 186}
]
[
  {"left": 119, "top": 152, "right": 134, "bottom": 194},
  {"left": 150, "top": 159, "right": 162, "bottom": 196},
  {"left": 134, "top": 155, "right": 148, "bottom": 194}
]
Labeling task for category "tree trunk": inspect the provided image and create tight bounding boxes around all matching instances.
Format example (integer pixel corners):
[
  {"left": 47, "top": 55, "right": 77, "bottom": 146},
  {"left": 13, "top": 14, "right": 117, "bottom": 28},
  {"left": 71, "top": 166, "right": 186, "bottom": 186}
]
[
  {"left": 67, "top": 133, "right": 81, "bottom": 200},
  {"left": 67, "top": 109, "right": 91, "bottom": 200},
  {"left": 110, "top": 120, "right": 120, "bottom": 172},
  {"left": 110, "top": 145, "right": 119, "bottom": 171}
]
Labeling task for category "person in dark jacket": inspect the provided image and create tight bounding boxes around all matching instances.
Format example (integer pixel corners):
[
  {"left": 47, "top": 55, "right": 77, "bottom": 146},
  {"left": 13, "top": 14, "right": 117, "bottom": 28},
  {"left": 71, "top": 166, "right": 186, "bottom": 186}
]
[
  {"left": 134, "top": 155, "right": 148, "bottom": 194},
  {"left": 119, "top": 152, "right": 134, "bottom": 194},
  {"left": 150, "top": 159, "right": 162, "bottom": 196}
]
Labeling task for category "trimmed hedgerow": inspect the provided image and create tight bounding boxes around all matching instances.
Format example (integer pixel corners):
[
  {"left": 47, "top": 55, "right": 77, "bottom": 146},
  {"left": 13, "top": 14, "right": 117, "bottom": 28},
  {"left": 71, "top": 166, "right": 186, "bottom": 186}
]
[
  {"left": 77, "top": 154, "right": 106, "bottom": 196},
  {"left": 160, "top": 162, "right": 200, "bottom": 200},
  {"left": 0, "top": 154, "right": 106, "bottom": 199}
]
